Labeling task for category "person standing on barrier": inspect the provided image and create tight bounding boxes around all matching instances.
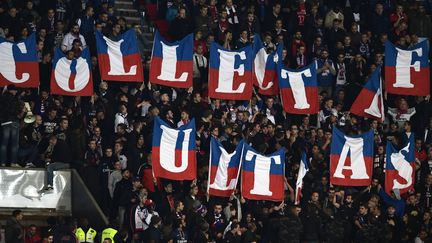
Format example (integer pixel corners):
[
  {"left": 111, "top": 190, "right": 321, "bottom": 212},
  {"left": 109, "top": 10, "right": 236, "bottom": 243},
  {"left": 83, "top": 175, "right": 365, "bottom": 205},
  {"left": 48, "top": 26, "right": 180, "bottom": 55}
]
[{"left": 43, "top": 135, "right": 72, "bottom": 191}]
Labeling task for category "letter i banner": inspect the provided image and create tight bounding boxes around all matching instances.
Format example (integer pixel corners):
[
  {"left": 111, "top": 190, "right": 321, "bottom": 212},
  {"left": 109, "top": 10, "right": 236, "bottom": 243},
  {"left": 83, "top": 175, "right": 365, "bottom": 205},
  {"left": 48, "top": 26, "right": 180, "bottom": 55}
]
[
  {"left": 149, "top": 31, "right": 193, "bottom": 88},
  {"left": 330, "top": 127, "right": 374, "bottom": 186},
  {"left": 278, "top": 62, "right": 319, "bottom": 114},
  {"left": 208, "top": 138, "right": 244, "bottom": 197},
  {"left": 152, "top": 117, "right": 196, "bottom": 180},
  {"left": 241, "top": 143, "right": 285, "bottom": 201},
  {"left": 385, "top": 134, "right": 415, "bottom": 195},
  {"left": 95, "top": 30, "right": 144, "bottom": 82},
  {"left": 50, "top": 47, "right": 93, "bottom": 96},
  {"left": 0, "top": 32, "right": 39, "bottom": 87},
  {"left": 208, "top": 42, "right": 253, "bottom": 100},
  {"left": 384, "top": 40, "right": 430, "bottom": 96}
]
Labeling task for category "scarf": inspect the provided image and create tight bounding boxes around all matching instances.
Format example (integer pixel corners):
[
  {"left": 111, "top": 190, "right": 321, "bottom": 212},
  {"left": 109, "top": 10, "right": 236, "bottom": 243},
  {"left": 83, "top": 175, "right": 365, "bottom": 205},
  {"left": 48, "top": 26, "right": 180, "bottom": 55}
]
[{"left": 225, "top": 5, "right": 239, "bottom": 24}]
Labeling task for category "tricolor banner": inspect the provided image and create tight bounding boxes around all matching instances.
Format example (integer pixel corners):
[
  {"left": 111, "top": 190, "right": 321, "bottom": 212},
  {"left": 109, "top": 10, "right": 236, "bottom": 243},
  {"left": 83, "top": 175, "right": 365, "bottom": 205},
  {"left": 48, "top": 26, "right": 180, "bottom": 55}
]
[
  {"left": 241, "top": 143, "right": 285, "bottom": 201},
  {"left": 278, "top": 63, "right": 319, "bottom": 114},
  {"left": 50, "top": 47, "right": 93, "bottom": 96},
  {"left": 152, "top": 117, "right": 196, "bottom": 180},
  {"left": 208, "top": 42, "right": 253, "bottom": 100},
  {"left": 385, "top": 134, "right": 415, "bottom": 195},
  {"left": 96, "top": 30, "right": 144, "bottom": 82},
  {"left": 0, "top": 32, "right": 39, "bottom": 87},
  {"left": 252, "top": 34, "right": 282, "bottom": 96},
  {"left": 330, "top": 127, "right": 374, "bottom": 186},
  {"left": 208, "top": 138, "right": 243, "bottom": 197},
  {"left": 350, "top": 66, "right": 385, "bottom": 122},
  {"left": 295, "top": 152, "right": 309, "bottom": 205},
  {"left": 385, "top": 40, "right": 430, "bottom": 96},
  {"left": 149, "top": 31, "right": 193, "bottom": 88}
]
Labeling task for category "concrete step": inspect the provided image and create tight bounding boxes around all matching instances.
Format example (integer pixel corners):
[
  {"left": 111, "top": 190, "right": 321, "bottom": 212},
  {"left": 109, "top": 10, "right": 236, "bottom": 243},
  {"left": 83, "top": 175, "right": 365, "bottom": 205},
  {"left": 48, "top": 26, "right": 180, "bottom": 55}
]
[
  {"left": 124, "top": 16, "right": 141, "bottom": 23},
  {"left": 116, "top": 0, "right": 133, "bottom": 5}
]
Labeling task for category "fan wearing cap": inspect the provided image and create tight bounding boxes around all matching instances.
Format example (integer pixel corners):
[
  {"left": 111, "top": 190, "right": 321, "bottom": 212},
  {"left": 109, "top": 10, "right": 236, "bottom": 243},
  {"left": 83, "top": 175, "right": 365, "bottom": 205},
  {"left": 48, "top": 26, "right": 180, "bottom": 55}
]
[{"left": 0, "top": 85, "right": 24, "bottom": 167}]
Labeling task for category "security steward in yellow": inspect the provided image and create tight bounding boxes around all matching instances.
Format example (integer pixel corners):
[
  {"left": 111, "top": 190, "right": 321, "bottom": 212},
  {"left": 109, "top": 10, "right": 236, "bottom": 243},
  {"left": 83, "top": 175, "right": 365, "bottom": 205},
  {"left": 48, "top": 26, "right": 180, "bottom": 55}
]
[{"left": 75, "top": 218, "right": 97, "bottom": 243}]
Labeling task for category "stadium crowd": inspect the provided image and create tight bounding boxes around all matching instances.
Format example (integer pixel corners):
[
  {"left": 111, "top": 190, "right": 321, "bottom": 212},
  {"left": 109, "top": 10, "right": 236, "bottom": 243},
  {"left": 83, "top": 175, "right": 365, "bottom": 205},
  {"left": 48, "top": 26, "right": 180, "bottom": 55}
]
[{"left": 1, "top": 0, "right": 432, "bottom": 242}]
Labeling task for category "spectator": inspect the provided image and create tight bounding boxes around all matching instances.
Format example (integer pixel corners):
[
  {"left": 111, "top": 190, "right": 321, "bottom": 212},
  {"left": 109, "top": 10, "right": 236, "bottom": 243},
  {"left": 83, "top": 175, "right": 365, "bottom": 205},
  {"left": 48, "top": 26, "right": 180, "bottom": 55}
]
[
  {"left": 61, "top": 24, "right": 87, "bottom": 52},
  {"left": 169, "top": 8, "right": 191, "bottom": 41},
  {"left": 5, "top": 210, "right": 24, "bottom": 243},
  {"left": 43, "top": 135, "right": 72, "bottom": 190}
]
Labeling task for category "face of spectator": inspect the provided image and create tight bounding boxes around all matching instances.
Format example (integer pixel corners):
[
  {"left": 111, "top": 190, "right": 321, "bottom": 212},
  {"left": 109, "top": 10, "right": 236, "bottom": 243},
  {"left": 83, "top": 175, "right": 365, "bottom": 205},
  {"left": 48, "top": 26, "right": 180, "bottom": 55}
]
[
  {"left": 200, "top": 6, "right": 208, "bottom": 16},
  {"left": 212, "top": 127, "right": 219, "bottom": 137},
  {"left": 179, "top": 9, "right": 186, "bottom": 19},
  {"left": 375, "top": 4, "right": 383, "bottom": 15},
  {"left": 123, "top": 170, "right": 130, "bottom": 179},
  {"left": 396, "top": 5, "right": 403, "bottom": 14},
  {"left": 273, "top": 4, "right": 281, "bottom": 15},
  {"left": 241, "top": 31, "right": 248, "bottom": 40},
  {"left": 247, "top": 13, "right": 254, "bottom": 22},
  {"left": 298, "top": 46, "right": 305, "bottom": 55},
  {"left": 47, "top": 236, "right": 54, "bottom": 243},
  {"left": 214, "top": 204, "right": 223, "bottom": 214},
  {"left": 49, "top": 136, "right": 57, "bottom": 146},
  {"left": 416, "top": 140, "right": 422, "bottom": 150},
  {"left": 26, "top": 1, "right": 33, "bottom": 9},
  {"left": 359, "top": 206, "right": 367, "bottom": 215},
  {"left": 87, "top": 7, "right": 94, "bottom": 16},
  {"left": 114, "top": 161, "right": 121, "bottom": 170},
  {"left": 265, "top": 98, "right": 274, "bottom": 108},
  {"left": 89, "top": 141, "right": 96, "bottom": 150},
  {"left": 60, "top": 119, "right": 68, "bottom": 130},
  {"left": 72, "top": 25, "right": 80, "bottom": 35},
  {"left": 424, "top": 212, "right": 431, "bottom": 221},
  {"left": 9, "top": 7, "right": 17, "bottom": 17},
  {"left": 344, "top": 36, "right": 351, "bottom": 46},
  {"left": 399, "top": 99, "right": 408, "bottom": 110},
  {"left": 275, "top": 20, "right": 283, "bottom": 29},
  {"left": 114, "top": 143, "right": 123, "bottom": 153},
  {"left": 311, "top": 192, "right": 319, "bottom": 202},
  {"left": 48, "top": 9, "right": 55, "bottom": 18},
  {"left": 320, "top": 50, "right": 329, "bottom": 59},
  {"left": 113, "top": 24, "right": 121, "bottom": 35}
]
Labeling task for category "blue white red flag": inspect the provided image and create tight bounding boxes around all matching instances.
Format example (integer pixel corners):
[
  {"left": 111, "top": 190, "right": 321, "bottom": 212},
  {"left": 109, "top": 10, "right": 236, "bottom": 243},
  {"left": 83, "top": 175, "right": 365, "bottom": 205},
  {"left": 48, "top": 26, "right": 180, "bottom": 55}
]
[
  {"left": 350, "top": 66, "right": 385, "bottom": 122},
  {"left": 385, "top": 134, "right": 415, "bottom": 195},
  {"left": 208, "top": 42, "right": 253, "bottom": 100},
  {"left": 295, "top": 152, "right": 309, "bottom": 205},
  {"left": 50, "top": 47, "right": 93, "bottom": 96},
  {"left": 208, "top": 138, "right": 243, "bottom": 197},
  {"left": 96, "top": 30, "right": 144, "bottom": 82},
  {"left": 278, "top": 63, "right": 319, "bottom": 114},
  {"left": 241, "top": 143, "right": 285, "bottom": 201},
  {"left": 330, "top": 127, "right": 374, "bottom": 186},
  {"left": 252, "top": 35, "right": 282, "bottom": 96},
  {"left": 385, "top": 40, "right": 430, "bottom": 96},
  {"left": 152, "top": 117, "right": 196, "bottom": 180},
  {"left": 0, "top": 32, "right": 39, "bottom": 87},
  {"left": 150, "top": 31, "right": 193, "bottom": 88}
]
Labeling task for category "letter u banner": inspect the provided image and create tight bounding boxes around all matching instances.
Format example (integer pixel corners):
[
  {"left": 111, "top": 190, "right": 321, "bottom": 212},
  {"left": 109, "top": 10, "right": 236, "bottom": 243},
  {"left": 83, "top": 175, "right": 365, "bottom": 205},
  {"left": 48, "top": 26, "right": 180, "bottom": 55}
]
[
  {"left": 96, "top": 30, "right": 144, "bottom": 82},
  {"left": 330, "top": 127, "right": 374, "bottom": 186},
  {"left": 152, "top": 117, "right": 196, "bottom": 180}
]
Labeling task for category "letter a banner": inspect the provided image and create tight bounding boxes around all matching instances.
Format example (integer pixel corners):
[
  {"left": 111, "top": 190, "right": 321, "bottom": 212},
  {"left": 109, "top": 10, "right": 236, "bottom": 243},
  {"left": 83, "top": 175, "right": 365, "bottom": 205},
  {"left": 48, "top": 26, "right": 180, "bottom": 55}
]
[
  {"left": 0, "top": 32, "right": 39, "bottom": 87},
  {"left": 149, "top": 31, "right": 193, "bottom": 88},
  {"left": 330, "top": 127, "right": 374, "bottom": 186},
  {"left": 152, "top": 117, "right": 196, "bottom": 180},
  {"left": 241, "top": 143, "right": 285, "bottom": 201},
  {"left": 96, "top": 30, "right": 144, "bottom": 82},
  {"left": 208, "top": 42, "right": 253, "bottom": 100},
  {"left": 385, "top": 40, "right": 430, "bottom": 96},
  {"left": 385, "top": 134, "right": 415, "bottom": 195},
  {"left": 208, "top": 138, "right": 243, "bottom": 197},
  {"left": 278, "top": 63, "right": 319, "bottom": 114},
  {"left": 50, "top": 48, "right": 93, "bottom": 96}
]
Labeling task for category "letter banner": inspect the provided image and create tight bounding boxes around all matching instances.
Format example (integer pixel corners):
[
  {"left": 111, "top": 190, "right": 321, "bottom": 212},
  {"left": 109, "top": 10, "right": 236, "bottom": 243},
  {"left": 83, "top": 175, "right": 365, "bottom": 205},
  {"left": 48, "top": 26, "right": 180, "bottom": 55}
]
[
  {"left": 350, "top": 66, "right": 385, "bottom": 122},
  {"left": 385, "top": 134, "right": 415, "bottom": 195},
  {"left": 384, "top": 40, "right": 430, "bottom": 96},
  {"left": 152, "top": 117, "right": 196, "bottom": 180},
  {"left": 208, "top": 138, "right": 243, "bottom": 197},
  {"left": 208, "top": 42, "right": 253, "bottom": 100},
  {"left": 295, "top": 152, "right": 309, "bottom": 205},
  {"left": 252, "top": 34, "right": 282, "bottom": 96},
  {"left": 278, "top": 63, "right": 319, "bottom": 114},
  {"left": 241, "top": 143, "right": 285, "bottom": 201},
  {"left": 330, "top": 127, "right": 374, "bottom": 186},
  {"left": 149, "top": 31, "right": 193, "bottom": 88},
  {"left": 0, "top": 32, "right": 39, "bottom": 87},
  {"left": 96, "top": 30, "right": 144, "bottom": 82},
  {"left": 50, "top": 48, "right": 93, "bottom": 96}
]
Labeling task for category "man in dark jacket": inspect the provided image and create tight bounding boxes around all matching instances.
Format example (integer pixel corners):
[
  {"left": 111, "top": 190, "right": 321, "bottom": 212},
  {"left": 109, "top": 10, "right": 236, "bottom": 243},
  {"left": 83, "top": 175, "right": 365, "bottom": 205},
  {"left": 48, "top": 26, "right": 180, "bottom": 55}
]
[
  {"left": 113, "top": 169, "right": 133, "bottom": 228},
  {"left": 5, "top": 210, "right": 24, "bottom": 243},
  {"left": 44, "top": 135, "right": 72, "bottom": 190},
  {"left": 0, "top": 85, "right": 24, "bottom": 167},
  {"left": 169, "top": 8, "right": 191, "bottom": 41}
]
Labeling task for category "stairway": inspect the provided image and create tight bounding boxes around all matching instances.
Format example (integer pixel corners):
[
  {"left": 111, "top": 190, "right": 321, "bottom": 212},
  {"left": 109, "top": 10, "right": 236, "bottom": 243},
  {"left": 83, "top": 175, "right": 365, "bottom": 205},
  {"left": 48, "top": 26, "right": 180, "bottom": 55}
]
[{"left": 114, "top": 0, "right": 154, "bottom": 59}]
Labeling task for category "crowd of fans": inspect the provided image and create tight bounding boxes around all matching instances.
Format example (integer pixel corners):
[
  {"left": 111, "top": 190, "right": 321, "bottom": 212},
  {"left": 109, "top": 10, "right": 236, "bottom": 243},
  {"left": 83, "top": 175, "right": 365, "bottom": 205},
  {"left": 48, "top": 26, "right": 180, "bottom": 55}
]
[{"left": 1, "top": 0, "right": 432, "bottom": 242}]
